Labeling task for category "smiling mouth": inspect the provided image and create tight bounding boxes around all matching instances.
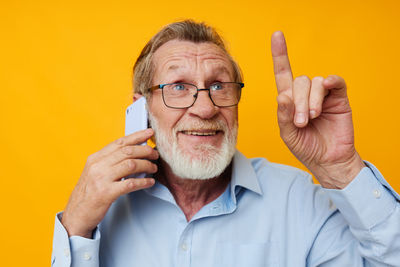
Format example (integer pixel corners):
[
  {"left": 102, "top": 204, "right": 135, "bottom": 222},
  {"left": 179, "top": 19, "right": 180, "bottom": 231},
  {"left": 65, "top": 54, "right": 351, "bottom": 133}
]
[{"left": 180, "top": 130, "right": 221, "bottom": 136}]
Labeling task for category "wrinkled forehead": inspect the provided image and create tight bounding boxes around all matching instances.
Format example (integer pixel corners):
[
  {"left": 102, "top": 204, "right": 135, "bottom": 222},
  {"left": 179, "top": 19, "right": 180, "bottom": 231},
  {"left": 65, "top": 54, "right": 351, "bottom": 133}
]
[{"left": 152, "top": 40, "right": 234, "bottom": 80}]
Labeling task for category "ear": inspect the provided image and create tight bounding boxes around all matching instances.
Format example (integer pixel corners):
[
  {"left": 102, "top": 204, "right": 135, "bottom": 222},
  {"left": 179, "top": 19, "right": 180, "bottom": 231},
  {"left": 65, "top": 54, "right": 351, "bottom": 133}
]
[{"left": 132, "top": 93, "right": 143, "bottom": 103}]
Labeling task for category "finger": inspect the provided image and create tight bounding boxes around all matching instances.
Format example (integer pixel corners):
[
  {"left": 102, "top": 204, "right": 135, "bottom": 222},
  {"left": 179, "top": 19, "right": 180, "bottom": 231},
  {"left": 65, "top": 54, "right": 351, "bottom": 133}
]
[
  {"left": 293, "top": 76, "right": 311, "bottom": 127},
  {"left": 309, "top": 76, "right": 328, "bottom": 119},
  {"left": 111, "top": 178, "right": 155, "bottom": 200},
  {"left": 116, "top": 128, "right": 154, "bottom": 147},
  {"left": 271, "top": 31, "right": 293, "bottom": 95},
  {"left": 102, "top": 145, "right": 159, "bottom": 167},
  {"left": 322, "top": 75, "right": 347, "bottom": 98},
  {"left": 276, "top": 93, "right": 297, "bottom": 140},
  {"left": 105, "top": 159, "right": 158, "bottom": 181},
  {"left": 95, "top": 128, "right": 154, "bottom": 159}
]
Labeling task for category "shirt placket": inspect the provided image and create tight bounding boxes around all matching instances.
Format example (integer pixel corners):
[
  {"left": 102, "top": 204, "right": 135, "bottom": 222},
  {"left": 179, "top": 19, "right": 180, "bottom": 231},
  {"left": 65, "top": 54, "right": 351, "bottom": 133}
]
[{"left": 176, "top": 221, "right": 194, "bottom": 267}]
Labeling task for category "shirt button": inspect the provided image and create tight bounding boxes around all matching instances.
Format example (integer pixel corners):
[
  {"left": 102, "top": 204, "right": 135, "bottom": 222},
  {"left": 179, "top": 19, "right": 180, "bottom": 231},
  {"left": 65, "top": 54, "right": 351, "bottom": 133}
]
[
  {"left": 373, "top": 189, "right": 381, "bottom": 198},
  {"left": 83, "top": 252, "right": 91, "bottom": 260},
  {"left": 63, "top": 248, "right": 70, "bottom": 257},
  {"left": 181, "top": 243, "right": 188, "bottom": 251}
]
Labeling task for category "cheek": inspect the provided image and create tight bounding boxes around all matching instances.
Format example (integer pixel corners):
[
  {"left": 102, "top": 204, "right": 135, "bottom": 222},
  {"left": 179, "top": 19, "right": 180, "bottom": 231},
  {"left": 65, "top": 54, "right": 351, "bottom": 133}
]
[
  {"left": 148, "top": 94, "right": 167, "bottom": 119},
  {"left": 221, "top": 109, "right": 238, "bottom": 130},
  {"left": 148, "top": 96, "right": 185, "bottom": 132}
]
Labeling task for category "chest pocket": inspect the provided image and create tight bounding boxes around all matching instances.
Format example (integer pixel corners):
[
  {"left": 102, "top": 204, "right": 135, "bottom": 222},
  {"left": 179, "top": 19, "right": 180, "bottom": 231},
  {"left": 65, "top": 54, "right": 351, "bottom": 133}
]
[{"left": 213, "top": 241, "right": 279, "bottom": 267}]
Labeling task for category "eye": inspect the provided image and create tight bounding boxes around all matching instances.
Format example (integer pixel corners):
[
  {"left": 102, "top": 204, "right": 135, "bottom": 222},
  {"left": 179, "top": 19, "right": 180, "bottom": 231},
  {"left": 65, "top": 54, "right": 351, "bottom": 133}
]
[
  {"left": 210, "top": 83, "right": 223, "bottom": 91},
  {"left": 172, "top": 83, "right": 186, "bottom": 90}
]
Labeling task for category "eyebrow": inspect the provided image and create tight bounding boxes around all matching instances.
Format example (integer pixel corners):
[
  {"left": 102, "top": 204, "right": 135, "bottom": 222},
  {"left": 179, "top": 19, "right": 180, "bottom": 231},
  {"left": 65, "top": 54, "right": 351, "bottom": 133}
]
[
  {"left": 167, "top": 65, "right": 180, "bottom": 71},
  {"left": 213, "top": 66, "right": 231, "bottom": 76}
]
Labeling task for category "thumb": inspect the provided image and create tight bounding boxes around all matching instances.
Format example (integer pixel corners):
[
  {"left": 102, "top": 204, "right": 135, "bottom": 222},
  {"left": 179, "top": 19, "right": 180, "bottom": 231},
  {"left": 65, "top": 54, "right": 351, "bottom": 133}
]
[{"left": 277, "top": 93, "right": 297, "bottom": 140}]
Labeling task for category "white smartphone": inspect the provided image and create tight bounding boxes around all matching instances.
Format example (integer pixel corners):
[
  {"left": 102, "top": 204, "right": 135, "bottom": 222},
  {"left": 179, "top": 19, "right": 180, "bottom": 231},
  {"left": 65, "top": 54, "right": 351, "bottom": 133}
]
[
  {"left": 124, "top": 97, "right": 148, "bottom": 178},
  {"left": 125, "top": 97, "right": 148, "bottom": 138}
]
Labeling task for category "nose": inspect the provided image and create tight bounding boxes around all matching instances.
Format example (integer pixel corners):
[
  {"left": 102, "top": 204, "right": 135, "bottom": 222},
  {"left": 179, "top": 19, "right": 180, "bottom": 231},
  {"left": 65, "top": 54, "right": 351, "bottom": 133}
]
[{"left": 188, "top": 89, "right": 219, "bottom": 119}]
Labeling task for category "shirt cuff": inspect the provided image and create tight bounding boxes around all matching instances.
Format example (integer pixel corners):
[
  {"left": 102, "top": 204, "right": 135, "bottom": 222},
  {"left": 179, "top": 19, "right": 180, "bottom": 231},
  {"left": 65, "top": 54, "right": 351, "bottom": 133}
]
[
  {"left": 52, "top": 212, "right": 72, "bottom": 266},
  {"left": 324, "top": 162, "right": 398, "bottom": 230},
  {"left": 70, "top": 231, "right": 100, "bottom": 266},
  {"left": 51, "top": 212, "right": 100, "bottom": 267}
]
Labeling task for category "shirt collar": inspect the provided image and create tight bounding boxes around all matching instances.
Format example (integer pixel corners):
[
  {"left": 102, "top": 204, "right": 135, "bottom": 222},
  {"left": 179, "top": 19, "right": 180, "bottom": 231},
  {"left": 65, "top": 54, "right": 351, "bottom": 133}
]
[
  {"left": 145, "top": 149, "right": 263, "bottom": 205},
  {"left": 230, "top": 150, "right": 263, "bottom": 199}
]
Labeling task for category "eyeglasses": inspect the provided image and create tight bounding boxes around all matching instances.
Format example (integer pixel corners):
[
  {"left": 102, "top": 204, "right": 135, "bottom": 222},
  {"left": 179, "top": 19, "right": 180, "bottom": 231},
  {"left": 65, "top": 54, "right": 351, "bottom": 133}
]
[{"left": 148, "top": 82, "right": 244, "bottom": 109}]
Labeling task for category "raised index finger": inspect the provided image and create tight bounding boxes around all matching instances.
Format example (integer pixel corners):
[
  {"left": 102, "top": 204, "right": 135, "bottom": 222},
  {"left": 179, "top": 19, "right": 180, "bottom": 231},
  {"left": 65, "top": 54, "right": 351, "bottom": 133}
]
[{"left": 271, "top": 31, "right": 293, "bottom": 95}]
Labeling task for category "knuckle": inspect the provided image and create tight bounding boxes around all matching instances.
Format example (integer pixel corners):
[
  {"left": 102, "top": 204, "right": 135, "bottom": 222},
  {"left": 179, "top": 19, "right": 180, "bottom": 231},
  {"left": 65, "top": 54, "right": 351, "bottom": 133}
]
[
  {"left": 312, "top": 76, "right": 324, "bottom": 83},
  {"left": 126, "top": 180, "right": 138, "bottom": 191},
  {"left": 327, "top": 75, "right": 346, "bottom": 88},
  {"left": 276, "top": 93, "right": 287, "bottom": 104},
  {"left": 87, "top": 164, "right": 101, "bottom": 178},
  {"left": 115, "top": 137, "right": 125, "bottom": 146},
  {"left": 122, "top": 146, "right": 134, "bottom": 155},
  {"left": 118, "top": 181, "right": 131, "bottom": 195},
  {"left": 143, "top": 145, "right": 153, "bottom": 155},
  {"left": 125, "top": 159, "right": 136, "bottom": 170},
  {"left": 87, "top": 163, "right": 104, "bottom": 180},
  {"left": 125, "top": 180, "right": 134, "bottom": 190},
  {"left": 295, "top": 75, "right": 310, "bottom": 83},
  {"left": 87, "top": 153, "right": 97, "bottom": 164},
  {"left": 328, "top": 74, "right": 341, "bottom": 82}
]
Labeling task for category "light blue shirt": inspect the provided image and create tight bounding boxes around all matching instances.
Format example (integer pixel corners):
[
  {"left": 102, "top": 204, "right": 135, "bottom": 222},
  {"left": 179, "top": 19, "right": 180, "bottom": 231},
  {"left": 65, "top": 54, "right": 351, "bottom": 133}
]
[{"left": 52, "top": 151, "right": 400, "bottom": 266}]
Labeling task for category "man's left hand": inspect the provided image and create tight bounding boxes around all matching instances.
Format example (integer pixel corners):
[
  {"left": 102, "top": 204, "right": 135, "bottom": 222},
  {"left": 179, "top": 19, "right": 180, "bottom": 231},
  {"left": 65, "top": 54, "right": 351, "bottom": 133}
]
[{"left": 271, "top": 31, "right": 365, "bottom": 189}]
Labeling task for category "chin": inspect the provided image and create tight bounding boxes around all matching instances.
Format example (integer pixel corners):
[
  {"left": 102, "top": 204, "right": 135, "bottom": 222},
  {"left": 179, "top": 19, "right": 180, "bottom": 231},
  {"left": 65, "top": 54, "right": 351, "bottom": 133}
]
[
  {"left": 166, "top": 134, "right": 236, "bottom": 180},
  {"left": 148, "top": 110, "right": 238, "bottom": 180},
  {"left": 179, "top": 143, "right": 222, "bottom": 159}
]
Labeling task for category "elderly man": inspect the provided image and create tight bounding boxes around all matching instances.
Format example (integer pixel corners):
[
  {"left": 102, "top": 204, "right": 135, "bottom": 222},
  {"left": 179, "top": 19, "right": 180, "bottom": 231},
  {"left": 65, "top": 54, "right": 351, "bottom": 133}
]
[{"left": 52, "top": 20, "right": 400, "bottom": 266}]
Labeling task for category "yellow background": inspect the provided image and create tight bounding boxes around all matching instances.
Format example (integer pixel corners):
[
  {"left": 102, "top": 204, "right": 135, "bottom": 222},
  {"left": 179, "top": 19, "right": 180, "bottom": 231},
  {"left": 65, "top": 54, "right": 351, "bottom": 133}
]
[{"left": 1, "top": 0, "right": 399, "bottom": 265}]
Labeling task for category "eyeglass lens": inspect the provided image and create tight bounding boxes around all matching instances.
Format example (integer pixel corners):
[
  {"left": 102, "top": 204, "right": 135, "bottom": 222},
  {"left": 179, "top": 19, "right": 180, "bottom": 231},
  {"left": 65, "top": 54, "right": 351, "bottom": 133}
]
[{"left": 162, "top": 83, "right": 241, "bottom": 108}]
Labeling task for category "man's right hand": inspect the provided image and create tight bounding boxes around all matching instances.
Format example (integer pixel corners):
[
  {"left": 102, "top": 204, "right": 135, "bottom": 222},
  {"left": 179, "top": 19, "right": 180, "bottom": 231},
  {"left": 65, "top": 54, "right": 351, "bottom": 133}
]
[{"left": 61, "top": 128, "right": 159, "bottom": 238}]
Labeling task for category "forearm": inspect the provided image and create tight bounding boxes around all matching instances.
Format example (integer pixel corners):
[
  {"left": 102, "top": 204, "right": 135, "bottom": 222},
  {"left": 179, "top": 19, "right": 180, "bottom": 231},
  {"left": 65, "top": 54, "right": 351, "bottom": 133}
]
[{"left": 325, "top": 162, "right": 400, "bottom": 265}]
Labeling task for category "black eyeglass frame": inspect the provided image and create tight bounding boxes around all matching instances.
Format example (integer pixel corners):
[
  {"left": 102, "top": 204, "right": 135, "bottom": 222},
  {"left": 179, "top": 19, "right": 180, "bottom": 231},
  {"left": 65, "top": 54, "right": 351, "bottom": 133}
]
[{"left": 148, "top": 82, "right": 244, "bottom": 109}]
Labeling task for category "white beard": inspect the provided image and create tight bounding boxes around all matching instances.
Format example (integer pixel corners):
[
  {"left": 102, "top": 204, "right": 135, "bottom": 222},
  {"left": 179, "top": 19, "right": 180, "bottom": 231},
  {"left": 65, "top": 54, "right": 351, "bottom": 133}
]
[{"left": 148, "top": 112, "right": 237, "bottom": 180}]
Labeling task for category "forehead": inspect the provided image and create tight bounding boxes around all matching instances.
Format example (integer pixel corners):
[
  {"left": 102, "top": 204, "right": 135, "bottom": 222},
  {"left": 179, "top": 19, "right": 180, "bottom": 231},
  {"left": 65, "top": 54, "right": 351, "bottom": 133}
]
[{"left": 152, "top": 40, "right": 233, "bottom": 78}]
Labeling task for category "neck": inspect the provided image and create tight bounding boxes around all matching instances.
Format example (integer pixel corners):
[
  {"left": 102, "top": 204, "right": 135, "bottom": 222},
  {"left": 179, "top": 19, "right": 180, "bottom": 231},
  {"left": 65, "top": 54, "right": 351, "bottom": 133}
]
[{"left": 155, "top": 159, "right": 232, "bottom": 222}]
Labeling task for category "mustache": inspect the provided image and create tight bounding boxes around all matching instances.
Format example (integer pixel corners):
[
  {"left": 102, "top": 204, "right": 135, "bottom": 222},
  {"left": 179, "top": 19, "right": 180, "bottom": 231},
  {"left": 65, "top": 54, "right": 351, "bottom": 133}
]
[{"left": 174, "top": 119, "right": 227, "bottom": 132}]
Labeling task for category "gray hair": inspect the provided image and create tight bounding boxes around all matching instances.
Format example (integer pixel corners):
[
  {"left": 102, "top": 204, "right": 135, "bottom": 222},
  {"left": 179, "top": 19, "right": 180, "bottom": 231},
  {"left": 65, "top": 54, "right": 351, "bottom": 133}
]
[{"left": 132, "top": 20, "right": 243, "bottom": 97}]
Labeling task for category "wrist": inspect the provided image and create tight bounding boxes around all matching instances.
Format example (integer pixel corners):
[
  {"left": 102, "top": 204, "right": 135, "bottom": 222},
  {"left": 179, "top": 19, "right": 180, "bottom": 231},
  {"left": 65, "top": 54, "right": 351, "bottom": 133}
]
[
  {"left": 61, "top": 211, "right": 94, "bottom": 239},
  {"left": 311, "top": 153, "right": 366, "bottom": 189}
]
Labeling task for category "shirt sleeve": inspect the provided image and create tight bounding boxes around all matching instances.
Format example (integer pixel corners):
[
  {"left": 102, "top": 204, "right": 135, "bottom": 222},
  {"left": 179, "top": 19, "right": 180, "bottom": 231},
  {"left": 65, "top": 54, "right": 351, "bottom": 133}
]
[
  {"left": 323, "top": 161, "right": 400, "bottom": 266},
  {"left": 51, "top": 212, "right": 100, "bottom": 267}
]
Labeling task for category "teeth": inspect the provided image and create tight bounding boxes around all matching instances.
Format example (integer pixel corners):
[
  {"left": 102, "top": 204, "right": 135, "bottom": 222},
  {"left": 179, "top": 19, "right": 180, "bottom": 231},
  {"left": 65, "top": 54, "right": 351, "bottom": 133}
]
[{"left": 184, "top": 131, "right": 217, "bottom": 136}]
